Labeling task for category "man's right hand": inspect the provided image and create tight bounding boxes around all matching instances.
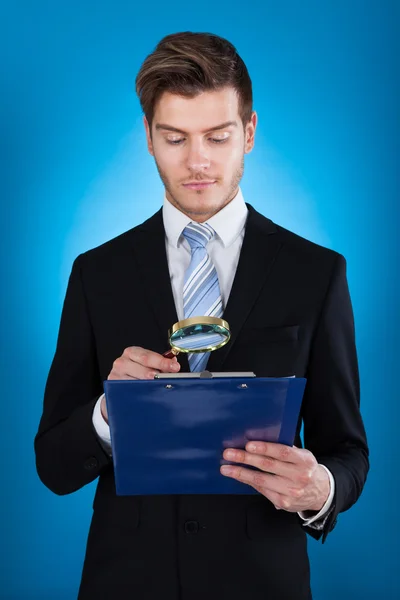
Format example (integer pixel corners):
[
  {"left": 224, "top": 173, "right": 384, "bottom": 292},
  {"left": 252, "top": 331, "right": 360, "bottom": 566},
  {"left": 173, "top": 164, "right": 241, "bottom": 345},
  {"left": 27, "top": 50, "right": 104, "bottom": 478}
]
[{"left": 100, "top": 347, "right": 181, "bottom": 423}]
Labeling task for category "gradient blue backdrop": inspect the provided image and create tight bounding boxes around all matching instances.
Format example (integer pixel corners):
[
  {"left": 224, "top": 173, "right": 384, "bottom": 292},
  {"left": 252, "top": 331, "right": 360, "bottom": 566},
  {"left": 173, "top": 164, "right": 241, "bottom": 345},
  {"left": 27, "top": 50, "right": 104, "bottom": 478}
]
[{"left": 1, "top": 1, "right": 398, "bottom": 598}]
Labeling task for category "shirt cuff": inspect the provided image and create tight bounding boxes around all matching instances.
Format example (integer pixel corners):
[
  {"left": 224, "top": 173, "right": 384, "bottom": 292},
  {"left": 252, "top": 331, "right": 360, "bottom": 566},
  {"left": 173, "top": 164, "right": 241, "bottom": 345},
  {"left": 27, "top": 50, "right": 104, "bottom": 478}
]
[
  {"left": 298, "top": 464, "right": 335, "bottom": 527},
  {"left": 92, "top": 393, "right": 112, "bottom": 456}
]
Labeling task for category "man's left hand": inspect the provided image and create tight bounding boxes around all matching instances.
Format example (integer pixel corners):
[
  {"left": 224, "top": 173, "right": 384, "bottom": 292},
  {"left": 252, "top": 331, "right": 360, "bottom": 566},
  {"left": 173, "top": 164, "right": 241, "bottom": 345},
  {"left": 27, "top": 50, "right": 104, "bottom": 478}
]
[{"left": 220, "top": 442, "right": 330, "bottom": 513}]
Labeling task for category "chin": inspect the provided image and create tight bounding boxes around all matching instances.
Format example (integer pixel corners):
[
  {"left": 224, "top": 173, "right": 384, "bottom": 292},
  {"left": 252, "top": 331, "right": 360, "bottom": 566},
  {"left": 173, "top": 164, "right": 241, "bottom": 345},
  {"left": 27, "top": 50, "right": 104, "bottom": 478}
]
[
  {"left": 180, "top": 200, "right": 220, "bottom": 218},
  {"left": 179, "top": 189, "right": 222, "bottom": 209}
]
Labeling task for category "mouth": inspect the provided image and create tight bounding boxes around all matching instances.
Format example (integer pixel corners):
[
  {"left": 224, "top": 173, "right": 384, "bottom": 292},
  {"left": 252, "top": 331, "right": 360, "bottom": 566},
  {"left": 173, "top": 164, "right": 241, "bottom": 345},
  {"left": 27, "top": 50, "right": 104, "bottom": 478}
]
[{"left": 182, "top": 181, "right": 216, "bottom": 190}]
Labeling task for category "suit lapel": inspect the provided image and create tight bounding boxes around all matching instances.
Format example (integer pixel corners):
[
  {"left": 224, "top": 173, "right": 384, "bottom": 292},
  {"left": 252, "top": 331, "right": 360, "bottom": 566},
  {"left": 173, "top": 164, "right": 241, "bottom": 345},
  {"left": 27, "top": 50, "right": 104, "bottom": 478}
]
[
  {"left": 130, "top": 209, "right": 190, "bottom": 371},
  {"left": 207, "top": 204, "right": 281, "bottom": 372}
]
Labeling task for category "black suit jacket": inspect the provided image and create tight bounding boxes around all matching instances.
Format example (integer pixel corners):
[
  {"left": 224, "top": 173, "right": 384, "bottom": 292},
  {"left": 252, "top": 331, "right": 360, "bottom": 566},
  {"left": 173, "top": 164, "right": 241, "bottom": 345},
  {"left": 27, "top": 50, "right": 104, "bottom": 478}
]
[{"left": 34, "top": 204, "right": 369, "bottom": 600}]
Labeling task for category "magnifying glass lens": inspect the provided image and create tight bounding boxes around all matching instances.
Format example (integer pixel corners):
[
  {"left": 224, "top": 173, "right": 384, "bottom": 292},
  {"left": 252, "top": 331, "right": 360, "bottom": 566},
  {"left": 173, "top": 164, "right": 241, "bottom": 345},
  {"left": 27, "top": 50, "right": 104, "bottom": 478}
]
[
  {"left": 167, "top": 317, "right": 231, "bottom": 354},
  {"left": 170, "top": 324, "right": 227, "bottom": 351}
]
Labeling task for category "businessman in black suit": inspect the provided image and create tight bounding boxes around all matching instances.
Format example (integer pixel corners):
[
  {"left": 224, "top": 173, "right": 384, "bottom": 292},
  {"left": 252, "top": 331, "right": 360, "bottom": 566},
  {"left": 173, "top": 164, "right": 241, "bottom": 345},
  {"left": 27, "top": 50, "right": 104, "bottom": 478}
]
[{"left": 34, "top": 32, "right": 369, "bottom": 600}]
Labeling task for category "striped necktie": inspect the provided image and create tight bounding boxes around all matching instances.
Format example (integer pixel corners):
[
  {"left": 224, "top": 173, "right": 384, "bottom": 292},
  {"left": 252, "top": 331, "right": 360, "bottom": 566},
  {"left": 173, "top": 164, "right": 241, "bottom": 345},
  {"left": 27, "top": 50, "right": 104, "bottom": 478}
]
[{"left": 182, "top": 222, "right": 223, "bottom": 372}]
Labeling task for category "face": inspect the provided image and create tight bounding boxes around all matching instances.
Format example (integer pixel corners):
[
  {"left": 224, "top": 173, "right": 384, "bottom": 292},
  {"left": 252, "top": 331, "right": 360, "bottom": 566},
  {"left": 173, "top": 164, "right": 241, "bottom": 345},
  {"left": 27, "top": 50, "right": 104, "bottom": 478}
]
[{"left": 144, "top": 87, "right": 257, "bottom": 222}]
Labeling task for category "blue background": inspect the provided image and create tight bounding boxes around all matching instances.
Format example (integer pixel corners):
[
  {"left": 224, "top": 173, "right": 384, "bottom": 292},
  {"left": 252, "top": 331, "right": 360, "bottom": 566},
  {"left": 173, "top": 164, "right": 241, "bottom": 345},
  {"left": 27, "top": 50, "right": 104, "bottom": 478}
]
[{"left": 1, "top": 1, "right": 398, "bottom": 598}]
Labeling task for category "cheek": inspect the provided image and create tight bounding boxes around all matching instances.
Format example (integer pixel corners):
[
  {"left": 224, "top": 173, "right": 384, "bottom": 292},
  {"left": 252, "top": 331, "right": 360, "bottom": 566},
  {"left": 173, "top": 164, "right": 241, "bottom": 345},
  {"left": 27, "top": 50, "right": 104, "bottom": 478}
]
[
  {"left": 218, "top": 138, "right": 243, "bottom": 158},
  {"left": 154, "top": 148, "right": 181, "bottom": 173},
  {"left": 216, "top": 146, "right": 243, "bottom": 171}
]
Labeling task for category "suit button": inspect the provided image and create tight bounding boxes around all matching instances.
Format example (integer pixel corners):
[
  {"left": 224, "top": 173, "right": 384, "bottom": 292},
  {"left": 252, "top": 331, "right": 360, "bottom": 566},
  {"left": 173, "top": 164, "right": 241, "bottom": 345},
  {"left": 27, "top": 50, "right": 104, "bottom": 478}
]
[
  {"left": 84, "top": 457, "right": 98, "bottom": 470},
  {"left": 184, "top": 520, "right": 199, "bottom": 534}
]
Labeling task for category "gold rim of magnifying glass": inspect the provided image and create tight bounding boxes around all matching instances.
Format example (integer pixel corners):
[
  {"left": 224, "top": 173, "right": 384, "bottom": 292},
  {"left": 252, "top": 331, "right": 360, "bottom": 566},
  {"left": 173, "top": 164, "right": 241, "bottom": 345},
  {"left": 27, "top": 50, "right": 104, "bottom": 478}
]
[{"left": 168, "top": 316, "right": 231, "bottom": 354}]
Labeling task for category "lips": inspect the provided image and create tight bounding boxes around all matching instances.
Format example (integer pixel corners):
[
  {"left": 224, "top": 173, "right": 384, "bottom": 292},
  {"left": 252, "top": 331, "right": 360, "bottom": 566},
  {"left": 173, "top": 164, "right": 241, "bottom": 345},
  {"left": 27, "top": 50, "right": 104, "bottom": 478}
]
[{"left": 183, "top": 181, "right": 216, "bottom": 190}]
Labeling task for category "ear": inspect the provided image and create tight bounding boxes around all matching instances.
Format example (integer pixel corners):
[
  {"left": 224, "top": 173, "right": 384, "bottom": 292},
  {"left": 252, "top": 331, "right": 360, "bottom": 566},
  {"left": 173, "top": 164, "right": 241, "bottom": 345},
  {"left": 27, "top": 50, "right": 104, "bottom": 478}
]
[
  {"left": 144, "top": 116, "right": 154, "bottom": 156},
  {"left": 244, "top": 111, "right": 257, "bottom": 154}
]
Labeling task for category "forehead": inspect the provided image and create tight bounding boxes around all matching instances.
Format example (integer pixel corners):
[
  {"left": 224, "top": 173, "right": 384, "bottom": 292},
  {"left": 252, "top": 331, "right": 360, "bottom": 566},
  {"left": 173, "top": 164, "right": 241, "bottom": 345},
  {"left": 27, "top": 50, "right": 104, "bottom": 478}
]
[{"left": 153, "top": 87, "right": 240, "bottom": 132}]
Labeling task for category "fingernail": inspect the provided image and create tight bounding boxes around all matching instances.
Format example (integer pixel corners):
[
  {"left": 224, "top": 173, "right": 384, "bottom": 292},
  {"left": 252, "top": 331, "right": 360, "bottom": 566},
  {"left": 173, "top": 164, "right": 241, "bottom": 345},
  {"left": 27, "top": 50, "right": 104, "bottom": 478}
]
[
  {"left": 220, "top": 466, "right": 232, "bottom": 475},
  {"left": 171, "top": 362, "right": 180, "bottom": 371}
]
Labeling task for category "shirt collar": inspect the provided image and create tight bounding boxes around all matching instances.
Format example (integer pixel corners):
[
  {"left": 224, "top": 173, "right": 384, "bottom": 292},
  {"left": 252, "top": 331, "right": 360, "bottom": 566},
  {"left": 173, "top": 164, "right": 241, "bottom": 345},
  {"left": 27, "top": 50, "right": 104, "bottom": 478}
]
[{"left": 162, "top": 186, "right": 248, "bottom": 249}]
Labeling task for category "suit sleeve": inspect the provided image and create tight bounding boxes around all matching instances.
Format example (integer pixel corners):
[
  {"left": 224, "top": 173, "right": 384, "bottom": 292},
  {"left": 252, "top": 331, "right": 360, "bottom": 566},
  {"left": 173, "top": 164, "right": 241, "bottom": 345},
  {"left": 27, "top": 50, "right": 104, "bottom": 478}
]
[
  {"left": 34, "top": 255, "right": 112, "bottom": 495},
  {"left": 301, "top": 253, "right": 369, "bottom": 542}
]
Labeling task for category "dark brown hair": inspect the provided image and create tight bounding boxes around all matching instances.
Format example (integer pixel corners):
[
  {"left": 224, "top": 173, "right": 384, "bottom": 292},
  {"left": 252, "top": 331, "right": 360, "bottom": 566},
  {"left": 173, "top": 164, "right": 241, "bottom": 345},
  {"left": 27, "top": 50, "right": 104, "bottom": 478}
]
[{"left": 135, "top": 32, "right": 253, "bottom": 130}]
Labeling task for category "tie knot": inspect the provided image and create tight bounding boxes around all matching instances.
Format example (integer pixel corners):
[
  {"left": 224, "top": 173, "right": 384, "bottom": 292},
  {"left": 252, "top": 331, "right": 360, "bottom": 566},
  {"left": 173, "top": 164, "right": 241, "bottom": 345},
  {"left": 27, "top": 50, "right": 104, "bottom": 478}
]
[{"left": 182, "top": 222, "right": 215, "bottom": 250}]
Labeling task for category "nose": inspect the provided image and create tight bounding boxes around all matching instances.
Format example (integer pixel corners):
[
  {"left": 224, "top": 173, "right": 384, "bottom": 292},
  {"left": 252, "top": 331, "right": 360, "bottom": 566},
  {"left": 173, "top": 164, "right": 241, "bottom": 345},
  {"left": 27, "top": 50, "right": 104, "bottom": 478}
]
[{"left": 185, "top": 140, "right": 211, "bottom": 172}]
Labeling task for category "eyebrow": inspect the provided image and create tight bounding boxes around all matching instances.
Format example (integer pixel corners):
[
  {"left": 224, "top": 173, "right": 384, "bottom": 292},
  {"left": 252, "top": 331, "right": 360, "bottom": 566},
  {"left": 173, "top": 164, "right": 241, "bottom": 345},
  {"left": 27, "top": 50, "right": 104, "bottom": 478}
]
[{"left": 154, "top": 120, "right": 238, "bottom": 134}]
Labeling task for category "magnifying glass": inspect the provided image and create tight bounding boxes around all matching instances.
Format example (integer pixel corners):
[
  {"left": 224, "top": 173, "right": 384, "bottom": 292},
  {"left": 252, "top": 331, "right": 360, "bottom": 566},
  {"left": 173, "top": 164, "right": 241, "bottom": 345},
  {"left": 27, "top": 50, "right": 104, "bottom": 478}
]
[{"left": 163, "top": 316, "right": 231, "bottom": 359}]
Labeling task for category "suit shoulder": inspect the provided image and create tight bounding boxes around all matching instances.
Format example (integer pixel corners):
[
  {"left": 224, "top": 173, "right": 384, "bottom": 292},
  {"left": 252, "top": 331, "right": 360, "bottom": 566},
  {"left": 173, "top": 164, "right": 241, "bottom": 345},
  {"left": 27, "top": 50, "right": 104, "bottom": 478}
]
[
  {"left": 80, "top": 227, "right": 138, "bottom": 261},
  {"left": 270, "top": 223, "right": 348, "bottom": 293},
  {"left": 275, "top": 223, "right": 341, "bottom": 262},
  {"left": 274, "top": 224, "right": 347, "bottom": 279},
  {"left": 248, "top": 204, "right": 343, "bottom": 267},
  {"left": 74, "top": 209, "right": 162, "bottom": 266}
]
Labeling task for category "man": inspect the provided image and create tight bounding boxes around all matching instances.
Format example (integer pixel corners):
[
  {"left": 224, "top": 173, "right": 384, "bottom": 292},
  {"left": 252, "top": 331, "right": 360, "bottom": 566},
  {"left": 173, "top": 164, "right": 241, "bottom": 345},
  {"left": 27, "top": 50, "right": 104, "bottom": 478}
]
[{"left": 35, "top": 31, "right": 369, "bottom": 599}]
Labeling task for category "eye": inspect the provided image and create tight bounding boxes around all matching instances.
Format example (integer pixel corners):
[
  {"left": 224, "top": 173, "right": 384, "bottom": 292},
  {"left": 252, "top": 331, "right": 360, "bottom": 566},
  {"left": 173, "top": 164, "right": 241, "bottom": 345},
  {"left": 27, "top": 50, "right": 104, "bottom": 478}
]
[
  {"left": 167, "top": 139, "right": 185, "bottom": 145},
  {"left": 165, "top": 136, "right": 229, "bottom": 146}
]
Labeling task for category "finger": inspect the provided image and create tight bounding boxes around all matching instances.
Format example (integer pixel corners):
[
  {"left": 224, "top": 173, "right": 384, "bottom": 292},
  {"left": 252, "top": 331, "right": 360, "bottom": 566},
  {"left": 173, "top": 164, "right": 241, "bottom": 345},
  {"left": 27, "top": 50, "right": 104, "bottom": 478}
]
[
  {"left": 125, "top": 347, "right": 181, "bottom": 373},
  {"left": 245, "top": 442, "right": 314, "bottom": 467},
  {"left": 110, "top": 356, "right": 161, "bottom": 380},
  {"left": 223, "top": 467, "right": 295, "bottom": 511},
  {"left": 108, "top": 371, "right": 136, "bottom": 380},
  {"left": 223, "top": 448, "right": 300, "bottom": 480},
  {"left": 244, "top": 481, "right": 300, "bottom": 512},
  {"left": 220, "top": 465, "right": 298, "bottom": 497}
]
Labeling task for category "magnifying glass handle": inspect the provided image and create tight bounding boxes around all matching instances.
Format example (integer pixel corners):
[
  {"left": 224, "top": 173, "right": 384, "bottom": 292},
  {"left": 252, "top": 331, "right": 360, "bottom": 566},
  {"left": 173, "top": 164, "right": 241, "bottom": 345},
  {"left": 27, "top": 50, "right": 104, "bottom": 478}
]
[{"left": 163, "top": 349, "right": 180, "bottom": 359}]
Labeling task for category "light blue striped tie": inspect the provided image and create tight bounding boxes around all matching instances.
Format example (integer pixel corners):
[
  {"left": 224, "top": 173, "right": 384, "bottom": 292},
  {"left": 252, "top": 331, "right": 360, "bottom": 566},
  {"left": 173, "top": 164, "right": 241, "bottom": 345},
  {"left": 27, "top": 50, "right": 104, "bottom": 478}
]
[{"left": 182, "top": 222, "right": 223, "bottom": 372}]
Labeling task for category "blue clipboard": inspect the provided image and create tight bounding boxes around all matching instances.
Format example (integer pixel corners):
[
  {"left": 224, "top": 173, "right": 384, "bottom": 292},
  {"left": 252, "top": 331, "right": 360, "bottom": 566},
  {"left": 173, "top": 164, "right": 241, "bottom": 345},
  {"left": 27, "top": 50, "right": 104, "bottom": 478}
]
[{"left": 103, "top": 377, "right": 307, "bottom": 495}]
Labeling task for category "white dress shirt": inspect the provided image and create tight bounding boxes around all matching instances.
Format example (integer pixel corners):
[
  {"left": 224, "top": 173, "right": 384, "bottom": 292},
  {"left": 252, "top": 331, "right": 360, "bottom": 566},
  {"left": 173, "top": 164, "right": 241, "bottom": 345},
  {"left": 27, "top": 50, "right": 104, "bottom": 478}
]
[{"left": 92, "top": 186, "right": 335, "bottom": 527}]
